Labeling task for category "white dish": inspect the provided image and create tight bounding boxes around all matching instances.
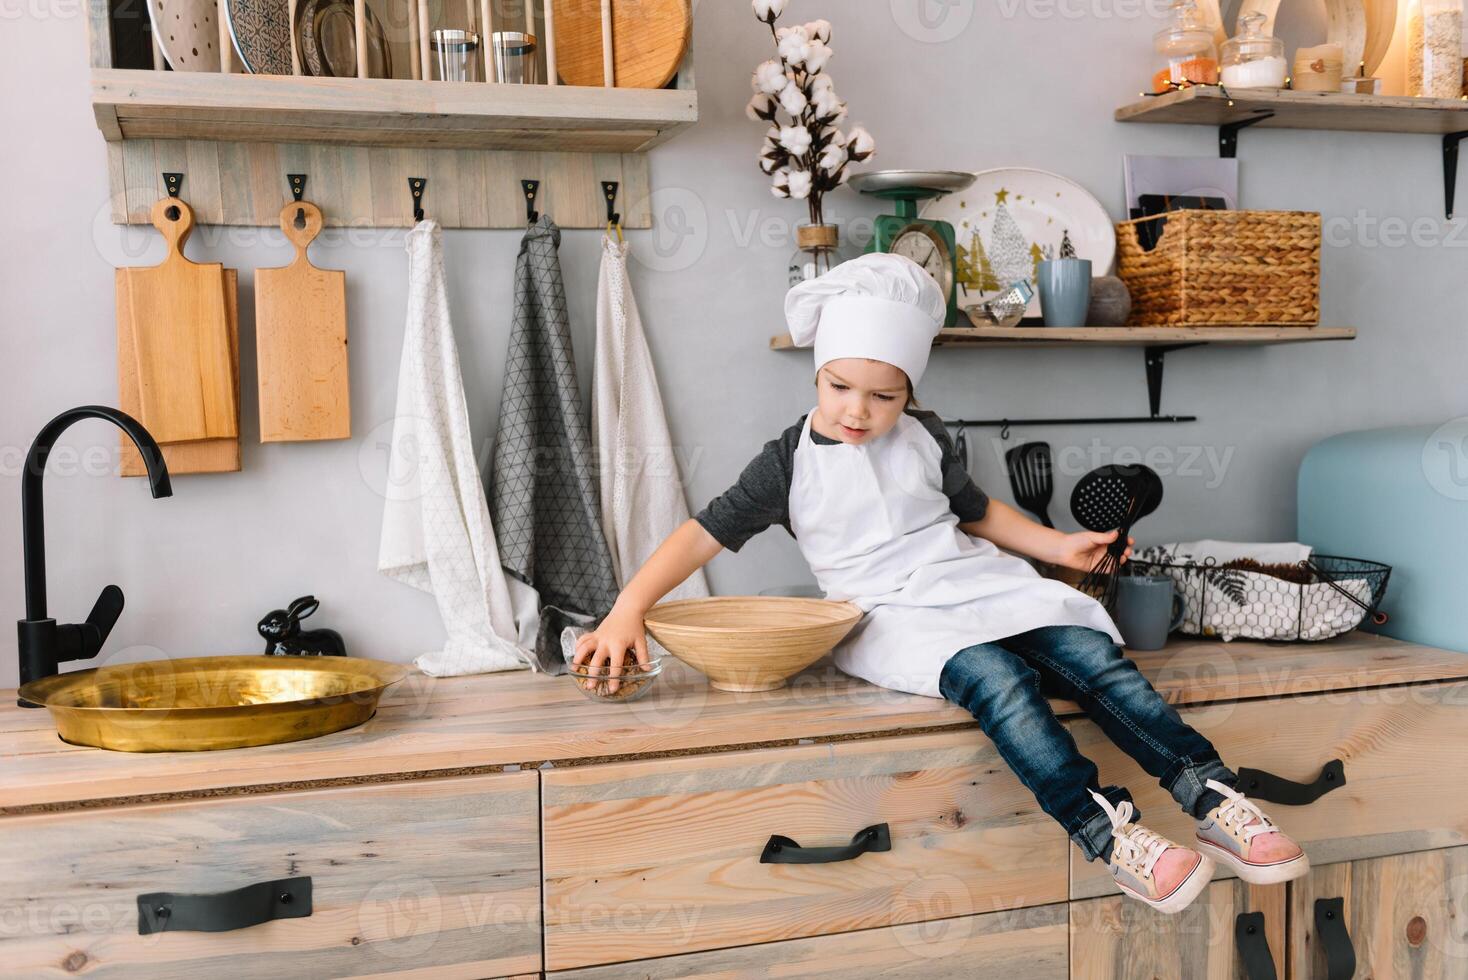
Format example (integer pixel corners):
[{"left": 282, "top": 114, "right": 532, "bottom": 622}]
[
  {"left": 921, "top": 168, "right": 1115, "bottom": 318},
  {"left": 147, "top": 0, "right": 224, "bottom": 71}
]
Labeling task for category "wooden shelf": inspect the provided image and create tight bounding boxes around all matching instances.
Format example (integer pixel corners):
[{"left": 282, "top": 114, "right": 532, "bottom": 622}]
[
  {"left": 1115, "top": 87, "right": 1468, "bottom": 135},
  {"left": 769, "top": 325, "right": 1357, "bottom": 351},
  {"left": 92, "top": 69, "right": 699, "bottom": 153}
]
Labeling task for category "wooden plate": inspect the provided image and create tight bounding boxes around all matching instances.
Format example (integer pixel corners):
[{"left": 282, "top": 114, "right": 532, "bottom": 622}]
[
  {"left": 551, "top": 0, "right": 690, "bottom": 88},
  {"left": 225, "top": 0, "right": 293, "bottom": 74},
  {"left": 1238, "top": 0, "right": 1393, "bottom": 76},
  {"left": 147, "top": 0, "right": 223, "bottom": 71}
]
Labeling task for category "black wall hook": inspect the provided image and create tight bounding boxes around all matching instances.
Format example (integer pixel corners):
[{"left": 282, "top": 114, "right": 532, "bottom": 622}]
[
  {"left": 602, "top": 181, "right": 620, "bottom": 226},
  {"left": 523, "top": 179, "right": 540, "bottom": 224},
  {"left": 161, "top": 172, "right": 184, "bottom": 221},
  {"left": 408, "top": 177, "right": 427, "bottom": 222},
  {"left": 287, "top": 173, "right": 308, "bottom": 227}
]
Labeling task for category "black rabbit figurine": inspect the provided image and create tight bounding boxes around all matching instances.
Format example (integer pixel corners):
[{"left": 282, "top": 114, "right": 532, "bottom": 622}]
[{"left": 258, "top": 596, "right": 347, "bottom": 656}]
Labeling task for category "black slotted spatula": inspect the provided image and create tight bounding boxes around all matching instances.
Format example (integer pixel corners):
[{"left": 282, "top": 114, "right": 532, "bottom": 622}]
[{"left": 1006, "top": 441, "right": 1055, "bottom": 528}]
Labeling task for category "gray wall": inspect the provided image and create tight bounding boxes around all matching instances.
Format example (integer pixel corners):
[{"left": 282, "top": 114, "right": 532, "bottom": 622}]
[{"left": 0, "top": 0, "right": 1457, "bottom": 685}]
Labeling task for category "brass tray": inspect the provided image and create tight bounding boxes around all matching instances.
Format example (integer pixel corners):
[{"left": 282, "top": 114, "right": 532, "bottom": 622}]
[{"left": 17, "top": 655, "right": 411, "bottom": 752}]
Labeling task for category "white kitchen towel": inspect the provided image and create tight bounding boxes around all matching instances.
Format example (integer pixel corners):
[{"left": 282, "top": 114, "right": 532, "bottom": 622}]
[
  {"left": 593, "top": 232, "right": 710, "bottom": 602},
  {"left": 1171, "top": 540, "right": 1314, "bottom": 565},
  {"left": 377, "top": 220, "right": 539, "bottom": 677}
]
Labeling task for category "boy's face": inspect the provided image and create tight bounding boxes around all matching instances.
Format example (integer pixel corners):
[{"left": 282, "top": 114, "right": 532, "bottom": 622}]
[{"left": 813, "top": 358, "right": 910, "bottom": 444}]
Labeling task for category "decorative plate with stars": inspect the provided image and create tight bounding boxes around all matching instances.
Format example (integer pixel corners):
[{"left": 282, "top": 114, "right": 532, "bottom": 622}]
[{"left": 920, "top": 168, "right": 1114, "bottom": 319}]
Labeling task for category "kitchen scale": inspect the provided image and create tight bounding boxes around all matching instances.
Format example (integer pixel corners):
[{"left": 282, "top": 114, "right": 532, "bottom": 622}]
[{"left": 850, "top": 170, "right": 975, "bottom": 328}]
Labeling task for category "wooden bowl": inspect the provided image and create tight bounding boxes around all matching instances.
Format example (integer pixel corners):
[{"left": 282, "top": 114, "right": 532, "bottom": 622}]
[{"left": 643, "top": 596, "right": 863, "bottom": 692}]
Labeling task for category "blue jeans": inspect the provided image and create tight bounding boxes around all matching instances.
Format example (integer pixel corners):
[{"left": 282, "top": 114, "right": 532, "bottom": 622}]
[{"left": 937, "top": 625, "right": 1237, "bottom": 863}]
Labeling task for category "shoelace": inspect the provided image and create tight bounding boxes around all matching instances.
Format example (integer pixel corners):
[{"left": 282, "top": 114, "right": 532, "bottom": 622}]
[
  {"left": 1204, "top": 777, "right": 1275, "bottom": 842},
  {"left": 1090, "top": 790, "right": 1169, "bottom": 879}
]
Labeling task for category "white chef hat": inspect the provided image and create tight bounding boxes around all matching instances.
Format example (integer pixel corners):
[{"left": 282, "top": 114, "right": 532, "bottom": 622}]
[{"left": 784, "top": 252, "right": 946, "bottom": 387}]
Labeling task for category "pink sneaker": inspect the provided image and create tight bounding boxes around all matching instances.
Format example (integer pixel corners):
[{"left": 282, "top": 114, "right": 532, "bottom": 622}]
[
  {"left": 1193, "top": 778, "right": 1310, "bottom": 885},
  {"left": 1090, "top": 789, "right": 1214, "bottom": 915}
]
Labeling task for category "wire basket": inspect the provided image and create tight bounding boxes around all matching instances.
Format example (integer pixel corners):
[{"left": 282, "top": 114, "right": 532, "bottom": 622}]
[{"left": 1126, "top": 553, "right": 1391, "bottom": 642}]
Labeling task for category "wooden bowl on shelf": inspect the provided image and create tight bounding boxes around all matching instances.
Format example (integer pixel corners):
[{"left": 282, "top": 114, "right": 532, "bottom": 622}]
[{"left": 643, "top": 596, "right": 863, "bottom": 692}]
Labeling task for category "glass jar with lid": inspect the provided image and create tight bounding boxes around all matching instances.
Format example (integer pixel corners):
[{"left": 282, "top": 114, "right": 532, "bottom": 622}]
[
  {"left": 1221, "top": 13, "right": 1287, "bottom": 88},
  {"left": 1153, "top": 0, "right": 1220, "bottom": 92},
  {"left": 1407, "top": 0, "right": 1464, "bottom": 97}
]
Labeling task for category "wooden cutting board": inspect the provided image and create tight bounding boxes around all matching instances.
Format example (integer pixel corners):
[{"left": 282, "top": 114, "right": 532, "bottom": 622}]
[
  {"left": 254, "top": 200, "right": 350, "bottom": 442},
  {"left": 122, "top": 197, "right": 238, "bottom": 443},
  {"left": 551, "top": 0, "right": 691, "bottom": 89},
  {"left": 118, "top": 268, "right": 241, "bottom": 476}
]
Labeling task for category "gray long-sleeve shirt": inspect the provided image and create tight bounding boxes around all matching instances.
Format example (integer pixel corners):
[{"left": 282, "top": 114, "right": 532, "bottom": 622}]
[{"left": 693, "top": 408, "right": 989, "bottom": 553}]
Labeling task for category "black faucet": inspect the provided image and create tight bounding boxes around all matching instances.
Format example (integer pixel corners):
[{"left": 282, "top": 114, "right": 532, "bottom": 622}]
[{"left": 17, "top": 406, "right": 172, "bottom": 707}]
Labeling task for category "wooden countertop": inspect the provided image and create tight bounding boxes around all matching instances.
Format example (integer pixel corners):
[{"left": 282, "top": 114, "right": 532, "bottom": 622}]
[{"left": 3, "top": 632, "right": 1464, "bottom": 812}]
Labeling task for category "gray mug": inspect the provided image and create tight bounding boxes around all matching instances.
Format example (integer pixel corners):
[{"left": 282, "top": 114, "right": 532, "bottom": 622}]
[
  {"left": 1037, "top": 257, "right": 1092, "bottom": 327},
  {"left": 1115, "top": 574, "right": 1185, "bottom": 650}
]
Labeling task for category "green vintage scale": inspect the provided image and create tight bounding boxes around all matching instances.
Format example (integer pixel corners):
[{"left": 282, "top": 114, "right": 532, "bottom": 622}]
[{"left": 850, "top": 170, "right": 976, "bottom": 328}]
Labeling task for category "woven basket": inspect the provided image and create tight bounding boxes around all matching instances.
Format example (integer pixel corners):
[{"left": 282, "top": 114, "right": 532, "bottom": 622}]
[{"left": 1115, "top": 210, "right": 1320, "bottom": 326}]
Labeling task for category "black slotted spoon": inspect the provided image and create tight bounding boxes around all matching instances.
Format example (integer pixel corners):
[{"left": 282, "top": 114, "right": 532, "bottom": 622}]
[
  {"left": 1006, "top": 441, "right": 1055, "bottom": 528},
  {"left": 1070, "top": 464, "right": 1164, "bottom": 608}
]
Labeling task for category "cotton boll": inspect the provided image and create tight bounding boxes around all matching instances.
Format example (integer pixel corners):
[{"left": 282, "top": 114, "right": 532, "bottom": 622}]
[
  {"left": 778, "top": 81, "right": 809, "bottom": 117},
  {"left": 803, "top": 19, "right": 831, "bottom": 42},
  {"left": 746, "top": 93, "right": 776, "bottom": 122},
  {"left": 778, "top": 124, "right": 812, "bottom": 155},
  {"left": 809, "top": 74, "right": 835, "bottom": 95},
  {"left": 754, "top": 59, "right": 787, "bottom": 95},
  {"left": 788, "top": 170, "right": 813, "bottom": 199},
  {"left": 848, "top": 126, "right": 875, "bottom": 158},
  {"left": 804, "top": 41, "right": 832, "bottom": 73},
  {"left": 812, "top": 88, "right": 843, "bottom": 120},
  {"left": 771, "top": 168, "right": 791, "bottom": 197},
  {"left": 776, "top": 26, "right": 811, "bottom": 65},
  {"left": 818, "top": 142, "right": 846, "bottom": 173},
  {"left": 752, "top": 0, "right": 787, "bottom": 23}
]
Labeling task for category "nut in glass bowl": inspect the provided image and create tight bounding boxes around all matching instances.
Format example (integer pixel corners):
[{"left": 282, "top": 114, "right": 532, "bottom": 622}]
[{"left": 566, "top": 656, "right": 663, "bottom": 703}]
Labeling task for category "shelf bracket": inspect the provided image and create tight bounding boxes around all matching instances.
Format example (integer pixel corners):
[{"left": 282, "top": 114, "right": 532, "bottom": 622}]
[
  {"left": 1219, "top": 112, "right": 1274, "bottom": 158},
  {"left": 1445, "top": 131, "right": 1468, "bottom": 220},
  {"left": 1145, "top": 342, "right": 1201, "bottom": 417}
]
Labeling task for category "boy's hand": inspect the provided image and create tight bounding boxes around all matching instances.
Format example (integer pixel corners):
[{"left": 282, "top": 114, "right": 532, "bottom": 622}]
[
  {"left": 1053, "top": 529, "right": 1134, "bottom": 573},
  {"left": 571, "top": 609, "right": 650, "bottom": 693}
]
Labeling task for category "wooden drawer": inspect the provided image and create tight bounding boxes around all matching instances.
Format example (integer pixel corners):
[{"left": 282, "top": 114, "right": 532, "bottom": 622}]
[
  {"left": 541, "top": 729, "right": 1067, "bottom": 971},
  {"left": 1070, "top": 878, "right": 1285, "bottom": 979},
  {"left": 0, "top": 772, "right": 541, "bottom": 979},
  {"left": 1070, "top": 679, "right": 1468, "bottom": 900},
  {"left": 547, "top": 902, "right": 1069, "bottom": 979},
  {"left": 1288, "top": 844, "right": 1468, "bottom": 979}
]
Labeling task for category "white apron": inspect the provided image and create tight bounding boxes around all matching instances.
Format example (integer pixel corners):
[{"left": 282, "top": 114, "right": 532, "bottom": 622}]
[{"left": 787, "top": 409, "right": 1123, "bottom": 699}]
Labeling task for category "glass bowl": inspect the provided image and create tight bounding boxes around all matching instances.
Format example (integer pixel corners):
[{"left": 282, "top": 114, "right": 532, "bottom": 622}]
[{"left": 565, "top": 656, "right": 663, "bottom": 703}]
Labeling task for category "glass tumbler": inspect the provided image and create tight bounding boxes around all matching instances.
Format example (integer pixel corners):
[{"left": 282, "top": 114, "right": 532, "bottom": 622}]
[
  {"left": 431, "top": 29, "right": 480, "bottom": 82},
  {"left": 492, "top": 31, "right": 539, "bottom": 84}
]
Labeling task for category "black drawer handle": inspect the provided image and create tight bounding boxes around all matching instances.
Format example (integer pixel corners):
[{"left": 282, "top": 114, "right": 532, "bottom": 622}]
[
  {"left": 1315, "top": 896, "right": 1357, "bottom": 980},
  {"left": 1235, "top": 911, "right": 1278, "bottom": 980},
  {"left": 760, "top": 822, "right": 891, "bottom": 864},
  {"left": 137, "top": 876, "right": 312, "bottom": 935},
  {"left": 1234, "top": 759, "right": 1346, "bottom": 806}
]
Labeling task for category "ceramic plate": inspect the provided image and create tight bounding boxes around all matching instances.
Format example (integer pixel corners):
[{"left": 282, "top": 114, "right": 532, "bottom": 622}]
[
  {"left": 921, "top": 168, "right": 1116, "bottom": 318},
  {"left": 294, "top": 0, "right": 392, "bottom": 77},
  {"left": 147, "top": 0, "right": 223, "bottom": 71},
  {"left": 225, "top": 0, "right": 292, "bottom": 74}
]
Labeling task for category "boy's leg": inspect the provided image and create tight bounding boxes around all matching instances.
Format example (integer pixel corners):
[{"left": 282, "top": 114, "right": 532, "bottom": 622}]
[
  {"left": 938, "top": 641, "right": 1134, "bottom": 864},
  {"left": 998, "top": 625, "right": 1237, "bottom": 820}
]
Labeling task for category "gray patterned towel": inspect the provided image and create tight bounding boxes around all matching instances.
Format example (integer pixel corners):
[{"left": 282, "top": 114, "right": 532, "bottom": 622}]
[{"left": 490, "top": 215, "right": 621, "bottom": 674}]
